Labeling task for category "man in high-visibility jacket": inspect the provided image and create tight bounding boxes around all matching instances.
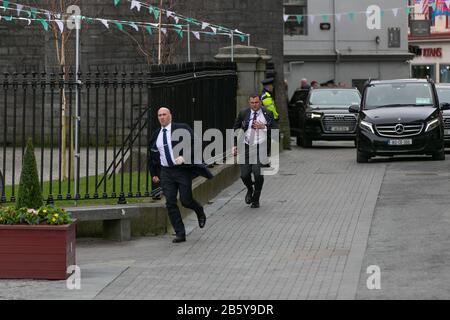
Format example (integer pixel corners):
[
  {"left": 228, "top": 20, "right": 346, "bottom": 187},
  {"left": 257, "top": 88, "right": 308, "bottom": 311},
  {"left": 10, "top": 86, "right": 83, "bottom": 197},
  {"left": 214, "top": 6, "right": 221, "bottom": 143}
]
[{"left": 261, "top": 78, "right": 280, "bottom": 122}]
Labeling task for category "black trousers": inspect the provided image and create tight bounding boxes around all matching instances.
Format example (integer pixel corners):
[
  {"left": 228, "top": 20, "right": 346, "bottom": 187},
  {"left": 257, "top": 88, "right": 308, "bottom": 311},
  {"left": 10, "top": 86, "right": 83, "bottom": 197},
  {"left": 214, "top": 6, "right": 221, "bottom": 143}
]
[
  {"left": 161, "top": 166, "right": 203, "bottom": 237},
  {"left": 240, "top": 144, "right": 266, "bottom": 202}
]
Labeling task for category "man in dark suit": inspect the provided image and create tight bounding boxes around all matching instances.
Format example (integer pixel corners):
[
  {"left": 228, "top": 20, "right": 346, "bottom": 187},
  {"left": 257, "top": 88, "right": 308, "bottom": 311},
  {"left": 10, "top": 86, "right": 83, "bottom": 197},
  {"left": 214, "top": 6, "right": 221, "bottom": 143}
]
[
  {"left": 233, "top": 94, "right": 277, "bottom": 208},
  {"left": 149, "top": 107, "right": 213, "bottom": 243}
]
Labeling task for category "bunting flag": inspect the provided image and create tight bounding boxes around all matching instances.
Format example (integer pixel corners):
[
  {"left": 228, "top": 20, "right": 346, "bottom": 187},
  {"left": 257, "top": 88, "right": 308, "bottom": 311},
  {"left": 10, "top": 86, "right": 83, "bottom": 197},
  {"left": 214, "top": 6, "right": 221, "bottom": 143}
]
[
  {"left": 130, "top": 0, "right": 141, "bottom": 11},
  {"left": 55, "top": 19, "right": 64, "bottom": 33}
]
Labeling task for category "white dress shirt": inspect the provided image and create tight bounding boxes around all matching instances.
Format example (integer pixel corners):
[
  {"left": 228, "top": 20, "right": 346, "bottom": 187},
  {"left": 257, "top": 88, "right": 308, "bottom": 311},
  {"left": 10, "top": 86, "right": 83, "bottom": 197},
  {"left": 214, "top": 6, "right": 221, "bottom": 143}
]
[
  {"left": 245, "top": 109, "right": 268, "bottom": 146},
  {"left": 156, "top": 123, "right": 176, "bottom": 167}
]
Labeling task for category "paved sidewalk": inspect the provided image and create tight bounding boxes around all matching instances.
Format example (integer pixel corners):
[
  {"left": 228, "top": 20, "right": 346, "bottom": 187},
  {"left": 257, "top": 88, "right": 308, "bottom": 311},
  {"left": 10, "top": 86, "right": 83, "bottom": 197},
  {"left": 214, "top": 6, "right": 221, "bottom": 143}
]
[{"left": 0, "top": 142, "right": 386, "bottom": 300}]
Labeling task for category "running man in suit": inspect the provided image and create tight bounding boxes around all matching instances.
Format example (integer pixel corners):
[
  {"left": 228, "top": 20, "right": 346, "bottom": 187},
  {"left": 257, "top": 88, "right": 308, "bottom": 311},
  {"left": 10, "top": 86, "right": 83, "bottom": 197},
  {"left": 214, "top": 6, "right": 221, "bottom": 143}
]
[{"left": 149, "top": 107, "right": 213, "bottom": 243}]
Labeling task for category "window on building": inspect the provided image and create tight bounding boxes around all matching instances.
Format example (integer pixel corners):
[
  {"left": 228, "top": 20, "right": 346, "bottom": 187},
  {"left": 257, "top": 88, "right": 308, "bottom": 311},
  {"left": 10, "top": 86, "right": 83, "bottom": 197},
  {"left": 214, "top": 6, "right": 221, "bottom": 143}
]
[
  {"left": 440, "top": 65, "right": 450, "bottom": 83},
  {"left": 412, "top": 64, "right": 436, "bottom": 80},
  {"left": 284, "top": 0, "right": 308, "bottom": 36}
]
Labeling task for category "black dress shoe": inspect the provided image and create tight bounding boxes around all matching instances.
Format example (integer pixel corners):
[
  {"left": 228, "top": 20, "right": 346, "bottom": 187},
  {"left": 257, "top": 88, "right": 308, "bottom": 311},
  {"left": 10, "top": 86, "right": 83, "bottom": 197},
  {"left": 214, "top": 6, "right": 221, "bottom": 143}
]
[
  {"left": 173, "top": 236, "right": 186, "bottom": 243},
  {"left": 245, "top": 188, "right": 254, "bottom": 204},
  {"left": 197, "top": 208, "right": 207, "bottom": 229},
  {"left": 251, "top": 202, "right": 260, "bottom": 209}
]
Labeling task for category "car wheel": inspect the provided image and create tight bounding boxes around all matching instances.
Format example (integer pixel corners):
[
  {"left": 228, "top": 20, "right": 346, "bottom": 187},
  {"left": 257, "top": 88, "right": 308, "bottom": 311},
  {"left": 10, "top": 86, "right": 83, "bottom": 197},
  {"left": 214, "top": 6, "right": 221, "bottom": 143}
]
[
  {"left": 432, "top": 150, "right": 446, "bottom": 161},
  {"left": 357, "top": 151, "right": 369, "bottom": 163},
  {"left": 302, "top": 137, "right": 312, "bottom": 148}
]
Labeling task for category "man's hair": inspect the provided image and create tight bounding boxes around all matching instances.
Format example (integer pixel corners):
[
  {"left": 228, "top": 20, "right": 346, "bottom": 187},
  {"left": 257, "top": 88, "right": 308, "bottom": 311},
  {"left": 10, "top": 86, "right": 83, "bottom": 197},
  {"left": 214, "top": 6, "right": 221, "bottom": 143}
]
[{"left": 249, "top": 93, "right": 261, "bottom": 100}]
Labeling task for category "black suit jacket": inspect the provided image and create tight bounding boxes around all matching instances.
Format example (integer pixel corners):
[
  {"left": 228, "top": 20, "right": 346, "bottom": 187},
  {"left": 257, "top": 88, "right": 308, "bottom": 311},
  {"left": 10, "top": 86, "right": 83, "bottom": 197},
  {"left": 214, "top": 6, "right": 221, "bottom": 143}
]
[
  {"left": 233, "top": 107, "right": 278, "bottom": 146},
  {"left": 149, "top": 122, "right": 214, "bottom": 180}
]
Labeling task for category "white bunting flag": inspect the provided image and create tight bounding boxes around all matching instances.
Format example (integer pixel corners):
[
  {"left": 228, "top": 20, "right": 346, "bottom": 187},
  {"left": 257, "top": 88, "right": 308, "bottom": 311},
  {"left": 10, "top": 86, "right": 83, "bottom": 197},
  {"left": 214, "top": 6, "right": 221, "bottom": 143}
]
[
  {"left": 16, "top": 4, "right": 23, "bottom": 16},
  {"left": 161, "top": 27, "right": 167, "bottom": 34},
  {"left": 26, "top": 18, "right": 31, "bottom": 25},
  {"left": 129, "top": 22, "right": 139, "bottom": 31},
  {"left": 283, "top": 14, "right": 289, "bottom": 22},
  {"left": 192, "top": 31, "right": 200, "bottom": 40},
  {"left": 210, "top": 26, "right": 217, "bottom": 34},
  {"left": 45, "top": 11, "right": 51, "bottom": 21},
  {"left": 202, "top": 22, "right": 209, "bottom": 30},
  {"left": 166, "top": 10, "right": 174, "bottom": 19},
  {"left": 55, "top": 20, "right": 64, "bottom": 34},
  {"left": 336, "top": 13, "right": 341, "bottom": 21},
  {"left": 174, "top": 16, "right": 179, "bottom": 24},
  {"left": 130, "top": 0, "right": 141, "bottom": 11},
  {"left": 309, "top": 15, "right": 315, "bottom": 24},
  {"left": 446, "top": 1, "right": 450, "bottom": 9},
  {"left": 100, "top": 19, "right": 109, "bottom": 29},
  {"left": 392, "top": 8, "right": 399, "bottom": 17}
]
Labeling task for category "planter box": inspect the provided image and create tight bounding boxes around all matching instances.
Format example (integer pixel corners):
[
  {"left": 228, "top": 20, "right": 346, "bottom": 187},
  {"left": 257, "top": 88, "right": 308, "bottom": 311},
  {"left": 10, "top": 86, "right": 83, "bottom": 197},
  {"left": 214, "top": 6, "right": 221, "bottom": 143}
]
[{"left": 0, "top": 220, "right": 77, "bottom": 280}]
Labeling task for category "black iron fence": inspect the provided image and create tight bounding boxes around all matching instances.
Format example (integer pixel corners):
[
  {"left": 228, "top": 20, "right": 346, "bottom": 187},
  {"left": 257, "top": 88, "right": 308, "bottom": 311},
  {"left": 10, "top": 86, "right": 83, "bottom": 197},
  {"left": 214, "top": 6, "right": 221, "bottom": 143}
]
[{"left": 0, "top": 62, "right": 237, "bottom": 204}]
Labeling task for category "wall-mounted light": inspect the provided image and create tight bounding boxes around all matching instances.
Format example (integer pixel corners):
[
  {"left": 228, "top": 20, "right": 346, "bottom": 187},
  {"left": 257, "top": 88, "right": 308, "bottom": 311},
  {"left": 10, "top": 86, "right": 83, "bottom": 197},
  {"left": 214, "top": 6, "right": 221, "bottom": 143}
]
[{"left": 375, "top": 36, "right": 381, "bottom": 45}]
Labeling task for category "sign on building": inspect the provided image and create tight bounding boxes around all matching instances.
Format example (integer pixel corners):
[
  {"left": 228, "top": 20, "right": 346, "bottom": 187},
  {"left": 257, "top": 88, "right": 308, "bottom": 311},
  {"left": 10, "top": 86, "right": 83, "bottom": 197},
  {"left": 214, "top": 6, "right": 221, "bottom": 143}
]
[
  {"left": 388, "top": 27, "right": 401, "bottom": 48},
  {"left": 410, "top": 20, "right": 431, "bottom": 37}
]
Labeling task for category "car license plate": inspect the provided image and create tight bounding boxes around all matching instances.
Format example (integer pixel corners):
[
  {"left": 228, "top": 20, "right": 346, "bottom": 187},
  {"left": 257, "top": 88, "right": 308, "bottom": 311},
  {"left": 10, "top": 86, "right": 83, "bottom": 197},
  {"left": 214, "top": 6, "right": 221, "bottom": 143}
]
[
  {"left": 445, "top": 129, "right": 450, "bottom": 136},
  {"left": 330, "top": 126, "right": 350, "bottom": 132},
  {"left": 388, "top": 139, "right": 413, "bottom": 146}
]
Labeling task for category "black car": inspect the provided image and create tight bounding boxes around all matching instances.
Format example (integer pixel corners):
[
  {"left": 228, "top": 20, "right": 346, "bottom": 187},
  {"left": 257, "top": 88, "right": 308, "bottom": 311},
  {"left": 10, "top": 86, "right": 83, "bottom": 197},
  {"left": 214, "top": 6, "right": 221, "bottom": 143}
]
[
  {"left": 351, "top": 79, "right": 450, "bottom": 163},
  {"left": 436, "top": 84, "right": 450, "bottom": 145},
  {"left": 288, "top": 88, "right": 361, "bottom": 147}
]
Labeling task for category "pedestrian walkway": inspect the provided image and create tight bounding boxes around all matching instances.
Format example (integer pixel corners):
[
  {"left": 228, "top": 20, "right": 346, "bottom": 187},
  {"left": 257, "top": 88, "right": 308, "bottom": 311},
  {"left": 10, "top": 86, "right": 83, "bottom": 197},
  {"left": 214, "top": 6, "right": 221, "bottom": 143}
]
[{"left": 0, "top": 142, "right": 386, "bottom": 300}]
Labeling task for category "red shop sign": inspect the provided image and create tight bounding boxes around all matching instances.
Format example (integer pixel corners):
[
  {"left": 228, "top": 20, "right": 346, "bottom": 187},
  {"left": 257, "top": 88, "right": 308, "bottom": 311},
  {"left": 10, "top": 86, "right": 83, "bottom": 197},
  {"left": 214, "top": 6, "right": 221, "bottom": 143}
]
[{"left": 421, "top": 47, "right": 442, "bottom": 57}]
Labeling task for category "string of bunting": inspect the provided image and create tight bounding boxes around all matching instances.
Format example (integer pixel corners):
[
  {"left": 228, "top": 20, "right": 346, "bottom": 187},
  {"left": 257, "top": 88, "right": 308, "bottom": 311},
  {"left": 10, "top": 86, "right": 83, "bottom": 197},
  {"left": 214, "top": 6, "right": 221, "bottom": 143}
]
[
  {"left": 283, "top": 0, "right": 450, "bottom": 24},
  {"left": 114, "top": 0, "right": 248, "bottom": 39},
  {"left": 0, "top": 0, "right": 249, "bottom": 42}
]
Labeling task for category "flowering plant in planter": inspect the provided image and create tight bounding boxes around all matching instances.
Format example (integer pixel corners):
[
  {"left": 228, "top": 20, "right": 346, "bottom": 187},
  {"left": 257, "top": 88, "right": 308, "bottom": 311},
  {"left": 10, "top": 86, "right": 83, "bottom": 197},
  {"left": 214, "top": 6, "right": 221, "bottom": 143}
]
[{"left": 0, "top": 205, "right": 72, "bottom": 226}]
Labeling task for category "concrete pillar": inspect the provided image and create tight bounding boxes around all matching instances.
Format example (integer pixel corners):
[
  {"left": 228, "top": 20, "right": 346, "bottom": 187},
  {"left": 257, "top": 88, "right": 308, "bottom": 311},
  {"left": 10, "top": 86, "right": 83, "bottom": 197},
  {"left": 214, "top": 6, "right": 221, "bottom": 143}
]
[{"left": 215, "top": 45, "right": 272, "bottom": 113}]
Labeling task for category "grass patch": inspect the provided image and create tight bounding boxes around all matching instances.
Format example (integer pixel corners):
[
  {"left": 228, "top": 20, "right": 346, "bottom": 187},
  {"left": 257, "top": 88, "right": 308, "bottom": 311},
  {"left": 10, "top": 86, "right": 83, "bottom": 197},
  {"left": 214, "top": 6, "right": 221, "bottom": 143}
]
[{"left": 1, "top": 171, "right": 157, "bottom": 207}]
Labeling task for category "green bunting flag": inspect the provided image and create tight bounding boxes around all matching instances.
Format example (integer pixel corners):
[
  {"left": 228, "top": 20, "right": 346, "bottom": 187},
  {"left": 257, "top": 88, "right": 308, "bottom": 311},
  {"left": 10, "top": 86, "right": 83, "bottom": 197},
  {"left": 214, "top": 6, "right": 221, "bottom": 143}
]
[
  {"left": 322, "top": 15, "right": 329, "bottom": 22},
  {"left": 175, "top": 28, "right": 183, "bottom": 38},
  {"left": 3, "top": 15, "right": 12, "bottom": 21},
  {"left": 38, "top": 18, "right": 48, "bottom": 31},
  {"left": 380, "top": 10, "right": 385, "bottom": 18},
  {"left": 114, "top": 0, "right": 120, "bottom": 7},
  {"left": 153, "top": 9, "right": 160, "bottom": 20},
  {"left": 2, "top": 0, "right": 9, "bottom": 10},
  {"left": 348, "top": 12, "right": 355, "bottom": 21},
  {"left": 239, "top": 35, "right": 245, "bottom": 42},
  {"left": 145, "top": 25, "right": 152, "bottom": 35},
  {"left": 30, "top": 8, "right": 37, "bottom": 19},
  {"left": 296, "top": 15, "right": 303, "bottom": 24},
  {"left": 114, "top": 21, "right": 123, "bottom": 30},
  {"left": 82, "top": 16, "right": 94, "bottom": 24}
]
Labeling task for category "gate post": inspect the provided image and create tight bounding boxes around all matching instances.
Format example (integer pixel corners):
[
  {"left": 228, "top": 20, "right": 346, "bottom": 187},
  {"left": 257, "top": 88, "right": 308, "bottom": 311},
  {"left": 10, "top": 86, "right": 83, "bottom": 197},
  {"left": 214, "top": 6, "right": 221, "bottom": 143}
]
[{"left": 215, "top": 45, "right": 271, "bottom": 114}]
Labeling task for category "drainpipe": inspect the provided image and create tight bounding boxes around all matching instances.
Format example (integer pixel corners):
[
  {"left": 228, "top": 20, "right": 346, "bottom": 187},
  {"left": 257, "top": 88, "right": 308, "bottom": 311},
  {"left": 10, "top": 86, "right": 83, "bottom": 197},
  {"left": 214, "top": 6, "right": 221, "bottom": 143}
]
[{"left": 333, "top": 0, "right": 340, "bottom": 81}]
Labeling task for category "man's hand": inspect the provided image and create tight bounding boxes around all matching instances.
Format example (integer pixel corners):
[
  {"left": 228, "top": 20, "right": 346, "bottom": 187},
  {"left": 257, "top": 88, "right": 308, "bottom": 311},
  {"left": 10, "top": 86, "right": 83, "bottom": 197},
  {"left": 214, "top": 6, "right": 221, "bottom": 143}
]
[
  {"left": 232, "top": 146, "right": 238, "bottom": 157},
  {"left": 152, "top": 176, "right": 160, "bottom": 184},
  {"left": 175, "top": 156, "right": 185, "bottom": 165},
  {"left": 252, "top": 121, "right": 266, "bottom": 130}
]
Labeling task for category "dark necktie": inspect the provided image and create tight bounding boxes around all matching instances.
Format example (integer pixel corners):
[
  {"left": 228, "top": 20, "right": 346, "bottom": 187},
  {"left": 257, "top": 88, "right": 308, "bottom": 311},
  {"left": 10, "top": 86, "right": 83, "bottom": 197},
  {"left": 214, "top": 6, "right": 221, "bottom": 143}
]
[
  {"left": 249, "top": 111, "right": 258, "bottom": 145},
  {"left": 163, "top": 128, "right": 175, "bottom": 167}
]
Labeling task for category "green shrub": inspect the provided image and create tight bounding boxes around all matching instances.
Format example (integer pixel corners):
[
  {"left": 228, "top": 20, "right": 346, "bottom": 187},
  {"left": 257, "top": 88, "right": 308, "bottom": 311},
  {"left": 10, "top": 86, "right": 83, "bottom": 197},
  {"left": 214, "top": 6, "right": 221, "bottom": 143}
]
[{"left": 16, "top": 138, "right": 43, "bottom": 210}]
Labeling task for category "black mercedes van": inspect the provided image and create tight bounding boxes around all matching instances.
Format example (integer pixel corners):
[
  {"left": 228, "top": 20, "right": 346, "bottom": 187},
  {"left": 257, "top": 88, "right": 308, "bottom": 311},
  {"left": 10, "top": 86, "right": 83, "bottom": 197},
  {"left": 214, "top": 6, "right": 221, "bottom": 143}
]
[{"left": 350, "top": 79, "right": 450, "bottom": 163}]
